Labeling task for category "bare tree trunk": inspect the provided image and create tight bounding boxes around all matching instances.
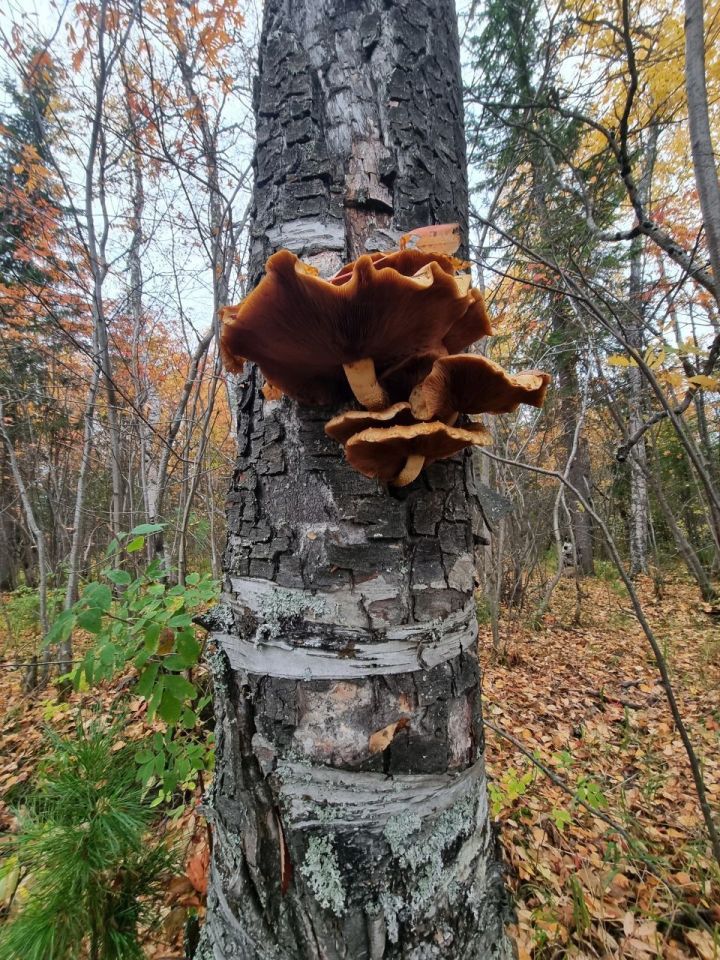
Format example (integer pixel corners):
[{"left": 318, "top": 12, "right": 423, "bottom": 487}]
[
  {"left": 177, "top": 358, "right": 222, "bottom": 585},
  {"left": 82, "top": 0, "right": 132, "bottom": 542},
  {"left": 627, "top": 250, "right": 649, "bottom": 578},
  {"left": 151, "top": 331, "right": 214, "bottom": 572},
  {"left": 685, "top": 0, "right": 720, "bottom": 310},
  {"left": 199, "top": 1, "right": 512, "bottom": 957},
  {"left": 60, "top": 362, "right": 101, "bottom": 670},
  {"left": 124, "top": 73, "right": 156, "bottom": 563},
  {"left": 626, "top": 127, "right": 658, "bottom": 577},
  {"left": 206, "top": 470, "right": 220, "bottom": 580},
  {"left": 626, "top": 363, "right": 649, "bottom": 576},
  {"left": 647, "top": 448, "right": 715, "bottom": 600},
  {"left": 0, "top": 398, "right": 50, "bottom": 679},
  {"left": 553, "top": 310, "right": 594, "bottom": 575}
]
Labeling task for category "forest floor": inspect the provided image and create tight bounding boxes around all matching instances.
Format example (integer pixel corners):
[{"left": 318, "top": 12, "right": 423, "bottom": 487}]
[
  {"left": 0, "top": 571, "right": 718, "bottom": 958},
  {"left": 481, "top": 572, "right": 720, "bottom": 959}
]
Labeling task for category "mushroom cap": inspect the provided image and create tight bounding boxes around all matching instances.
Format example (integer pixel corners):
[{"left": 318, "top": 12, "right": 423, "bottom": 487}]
[
  {"left": 329, "top": 249, "right": 460, "bottom": 285},
  {"left": 410, "top": 354, "right": 551, "bottom": 421},
  {"left": 443, "top": 288, "right": 492, "bottom": 354},
  {"left": 325, "top": 402, "right": 415, "bottom": 444},
  {"left": 330, "top": 254, "right": 489, "bottom": 354},
  {"left": 345, "top": 421, "right": 492, "bottom": 482},
  {"left": 379, "top": 350, "right": 448, "bottom": 403},
  {"left": 220, "top": 249, "right": 489, "bottom": 406}
]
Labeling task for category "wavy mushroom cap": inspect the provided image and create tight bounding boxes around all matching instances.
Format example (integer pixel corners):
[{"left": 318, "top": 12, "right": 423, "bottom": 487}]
[
  {"left": 345, "top": 420, "right": 492, "bottom": 485},
  {"left": 331, "top": 254, "right": 490, "bottom": 355},
  {"left": 220, "top": 249, "right": 490, "bottom": 406},
  {"left": 410, "top": 354, "right": 551, "bottom": 422},
  {"left": 443, "top": 288, "right": 492, "bottom": 354},
  {"left": 329, "top": 249, "right": 461, "bottom": 285},
  {"left": 324, "top": 402, "right": 415, "bottom": 444}
]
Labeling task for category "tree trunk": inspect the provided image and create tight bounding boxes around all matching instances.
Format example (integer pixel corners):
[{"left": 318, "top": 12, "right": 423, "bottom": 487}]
[
  {"left": 0, "top": 452, "right": 18, "bottom": 591},
  {"left": 626, "top": 127, "right": 658, "bottom": 577},
  {"left": 627, "top": 237, "right": 649, "bottom": 578},
  {"left": 685, "top": 0, "right": 720, "bottom": 311},
  {"left": 0, "top": 398, "right": 50, "bottom": 679},
  {"left": 553, "top": 310, "right": 594, "bottom": 575},
  {"left": 199, "top": 2, "right": 512, "bottom": 958},
  {"left": 646, "top": 448, "right": 715, "bottom": 601},
  {"left": 61, "top": 360, "right": 101, "bottom": 670}
]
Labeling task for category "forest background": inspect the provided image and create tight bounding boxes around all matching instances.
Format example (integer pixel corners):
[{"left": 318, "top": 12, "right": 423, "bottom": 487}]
[{"left": 0, "top": 0, "right": 719, "bottom": 957}]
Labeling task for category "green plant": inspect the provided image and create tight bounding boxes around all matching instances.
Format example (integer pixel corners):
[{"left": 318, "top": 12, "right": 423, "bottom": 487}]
[
  {"left": 475, "top": 594, "right": 493, "bottom": 626},
  {"left": 488, "top": 766, "right": 535, "bottom": 817},
  {"left": 550, "top": 807, "right": 572, "bottom": 831},
  {"left": 46, "top": 524, "right": 218, "bottom": 802},
  {"left": 3, "top": 585, "right": 63, "bottom": 635},
  {"left": 568, "top": 875, "right": 591, "bottom": 934},
  {"left": 0, "top": 726, "right": 176, "bottom": 960},
  {"left": 574, "top": 776, "right": 608, "bottom": 810}
]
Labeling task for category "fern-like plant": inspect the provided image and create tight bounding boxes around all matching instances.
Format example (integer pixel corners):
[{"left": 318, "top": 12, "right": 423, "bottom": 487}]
[{"left": 0, "top": 726, "right": 175, "bottom": 960}]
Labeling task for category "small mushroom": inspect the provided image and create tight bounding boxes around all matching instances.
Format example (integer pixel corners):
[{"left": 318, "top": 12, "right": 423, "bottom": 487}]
[
  {"left": 345, "top": 421, "right": 492, "bottom": 487},
  {"left": 325, "top": 402, "right": 416, "bottom": 444},
  {"left": 410, "top": 354, "right": 551, "bottom": 422},
  {"left": 220, "top": 249, "right": 490, "bottom": 408}
]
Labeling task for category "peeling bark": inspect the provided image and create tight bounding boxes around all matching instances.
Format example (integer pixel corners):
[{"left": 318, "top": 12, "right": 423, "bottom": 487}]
[{"left": 200, "top": 2, "right": 512, "bottom": 957}]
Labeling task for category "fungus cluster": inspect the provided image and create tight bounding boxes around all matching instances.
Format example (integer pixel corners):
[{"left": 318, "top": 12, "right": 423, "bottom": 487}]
[{"left": 220, "top": 229, "right": 549, "bottom": 486}]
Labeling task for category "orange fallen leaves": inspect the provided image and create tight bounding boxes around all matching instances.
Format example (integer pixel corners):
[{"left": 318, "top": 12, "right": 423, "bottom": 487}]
[{"left": 481, "top": 574, "right": 719, "bottom": 959}]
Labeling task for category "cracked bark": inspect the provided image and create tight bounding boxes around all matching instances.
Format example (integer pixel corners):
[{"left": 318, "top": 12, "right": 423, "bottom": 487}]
[{"left": 199, "top": 2, "right": 512, "bottom": 958}]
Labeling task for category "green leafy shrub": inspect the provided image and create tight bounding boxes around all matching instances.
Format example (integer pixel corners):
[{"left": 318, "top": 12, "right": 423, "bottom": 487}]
[
  {"left": 0, "top": 726, "right": 175, "bottom": 960},
  {"left": 46, "top": 524, "right": 218, "bottom": 804},
  {"left": 2, "top": 585, "right": 63, "bottom": 636}
]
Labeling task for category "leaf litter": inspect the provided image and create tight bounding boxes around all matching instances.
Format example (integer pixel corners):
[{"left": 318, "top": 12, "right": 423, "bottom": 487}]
[
  {"left": 481, "top": 574, "right": 719, "bottom": 959},
  {"left": 1, "top": 572, "right": 718, "bottom": 957}
]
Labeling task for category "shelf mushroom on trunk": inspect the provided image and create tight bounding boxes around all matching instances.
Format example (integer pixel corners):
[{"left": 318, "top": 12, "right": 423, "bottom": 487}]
[
  {"left": 325, "top": 404, "right": 490, "bottom": 486},
  {"left": 220, "top": 240, "right": 551, "bottom": 489},
  {"left": 219, "top": 248, "right": 490, "bottom": 409},
  {"left": 345, "top": 421, "right": 493, "bottom": 487},
  {"left": 410, "top": 354, "right": 550, "bottom": 422}
]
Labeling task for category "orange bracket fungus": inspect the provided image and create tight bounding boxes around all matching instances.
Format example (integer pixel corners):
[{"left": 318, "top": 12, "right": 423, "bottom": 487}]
[
  {"left": 410, "top": 354, "right": 551, "bottom": 422},
  {"left": 219, "top": 248, "right": 489, "bottom": 409},
  {"left": 220, "top": 228, "right": 550, "bottom": 487},
  {"left": 324, "top": 402, "right": 417, "bottom": 445},
  {"left": 345, "top": 421, "right": 492, "bottom": 487}
]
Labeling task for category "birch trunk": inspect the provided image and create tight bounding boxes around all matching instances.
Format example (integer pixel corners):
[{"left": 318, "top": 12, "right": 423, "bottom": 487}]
[
  {"left": 553, "top": 310, "right": 595, "bottom": 576},
  {"left": 60, "top": 361, "right": 101, "bottom": 670},
  {"left": 199, "top": 2, "right": 512, "bottom": 957},
  {"left": 685, "top": 0, "right": 720, "bottom": 310},
  {"left": 626, "top": 128, "right": 658, "bottom": 577},
  {"left": 627, "top": 238, "right": 649, "bottom": 578}
]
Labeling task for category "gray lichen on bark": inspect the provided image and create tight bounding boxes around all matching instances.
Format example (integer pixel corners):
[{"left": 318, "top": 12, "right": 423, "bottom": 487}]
[{"left": 200, "top": 1, "right": 513, "bottom": 957}]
